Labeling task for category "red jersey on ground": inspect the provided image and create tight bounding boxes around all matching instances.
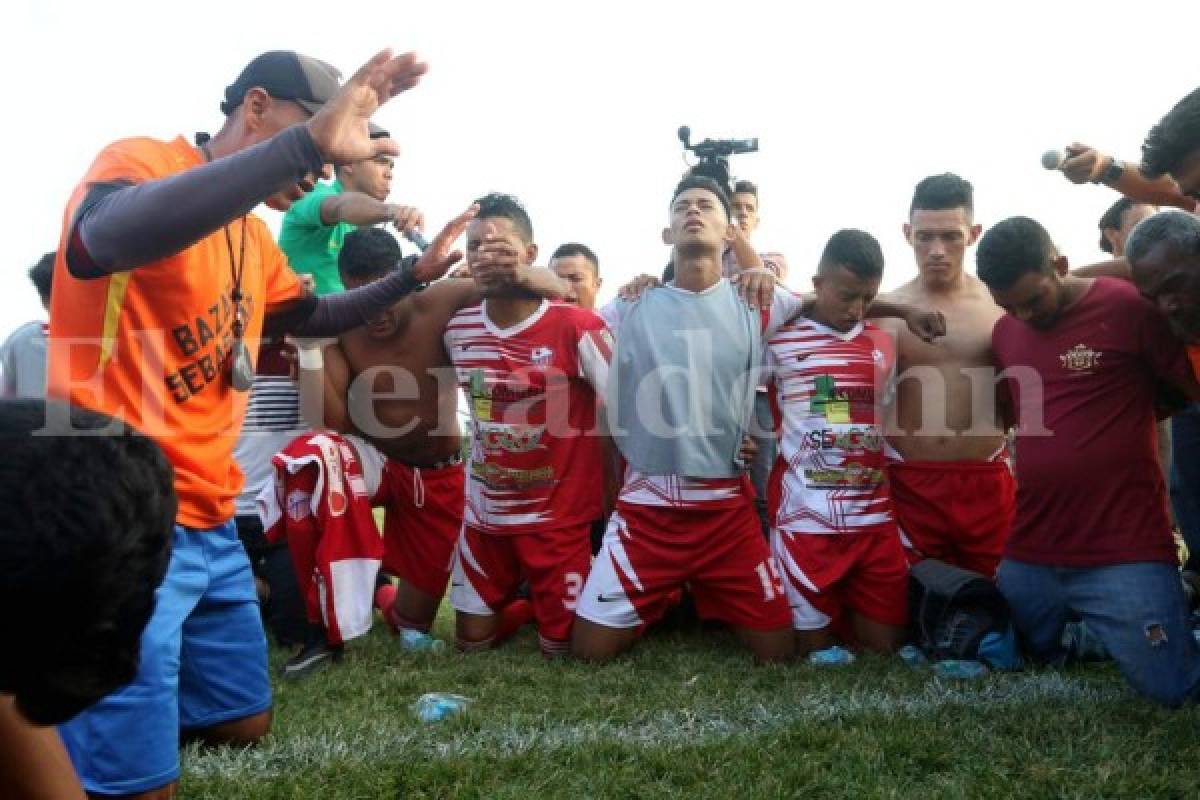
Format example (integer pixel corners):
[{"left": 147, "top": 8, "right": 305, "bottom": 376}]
[
  {"left": 444, "top": 300, "right": 612, "bottom": 533},
  {"left": 992, "top": 278, "right": 1192, "bottom": 567}
]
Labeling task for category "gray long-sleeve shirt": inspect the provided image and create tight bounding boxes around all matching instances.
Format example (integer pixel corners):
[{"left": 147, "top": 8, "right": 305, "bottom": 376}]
[{"left": 0, "top": 320, "right": 48, "bottom": 398}]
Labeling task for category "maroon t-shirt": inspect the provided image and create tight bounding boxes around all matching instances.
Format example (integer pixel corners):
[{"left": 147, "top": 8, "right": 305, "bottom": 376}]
[{"left": 992, "top": 278, "right": 1191, "bottom": 567}]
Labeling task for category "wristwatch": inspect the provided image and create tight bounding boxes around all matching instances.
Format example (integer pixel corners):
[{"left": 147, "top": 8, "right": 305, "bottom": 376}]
[{"left": 1095, "top": 158, "right": 1125, "bottom": 186}]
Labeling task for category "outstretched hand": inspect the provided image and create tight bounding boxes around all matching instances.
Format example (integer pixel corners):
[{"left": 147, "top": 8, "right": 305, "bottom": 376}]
[
  {"left": 411, "top": 204, "right": 479, "bottom": 283},
  {"left": 306, "top": 49, "right": 429, "bottom": 165}
]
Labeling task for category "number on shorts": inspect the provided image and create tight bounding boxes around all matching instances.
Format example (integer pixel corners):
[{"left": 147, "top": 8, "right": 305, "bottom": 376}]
[
  {"left": 754, "top": 559, "right": 784, "bottom": 603},
  {"left": 562, "top": 571, "right": 583, "bottom": 610}
]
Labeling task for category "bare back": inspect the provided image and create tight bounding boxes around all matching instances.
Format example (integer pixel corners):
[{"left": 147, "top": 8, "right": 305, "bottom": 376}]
[
  {"left": 337, "top": 283, "right": 470, "bottom": 466},
  {"left": 878, "top": 274, "right": 1007, "bottom": 462}
]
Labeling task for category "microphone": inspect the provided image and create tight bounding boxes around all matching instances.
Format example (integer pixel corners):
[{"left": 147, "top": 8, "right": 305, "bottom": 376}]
[
  {"left": 1041, "top": 149, "right": 1065, "bottom": 170},
  {"left": 403, "top": 228, "right": 430, "bottom": 252}
]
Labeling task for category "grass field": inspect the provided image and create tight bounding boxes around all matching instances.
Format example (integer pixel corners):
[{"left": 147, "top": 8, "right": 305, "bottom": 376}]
[{"left": 179, "top": 606, "right": 1200, "bottom": 799}]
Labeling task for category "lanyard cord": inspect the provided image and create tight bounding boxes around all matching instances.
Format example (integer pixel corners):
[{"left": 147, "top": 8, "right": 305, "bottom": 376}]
[{"left": 223, "top": 217, "right": 248, "bottom": 339}]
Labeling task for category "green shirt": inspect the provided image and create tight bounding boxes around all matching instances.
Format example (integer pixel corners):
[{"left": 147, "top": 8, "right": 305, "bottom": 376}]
[{"left": 278, "top": 180, "right": 353, "bottom": 295}]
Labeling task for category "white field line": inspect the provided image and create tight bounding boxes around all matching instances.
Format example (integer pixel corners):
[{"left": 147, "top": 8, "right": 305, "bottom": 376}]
[{"left": 184, "top": 673, "right": 1124, "bottom": 779}]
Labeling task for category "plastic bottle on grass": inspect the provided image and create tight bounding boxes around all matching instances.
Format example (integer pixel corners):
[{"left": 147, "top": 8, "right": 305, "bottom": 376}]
[
  {"left": 807, "top": 645, "right": 856, "bottom": 666},
  {"left": 413, "top": 693, "right": 471, "bottom": 722},
  {"left": 898, "top": 644, "right": 928, "bottom": 668},
  {"left": 399, "top": 629, "right": 446, "bottom": 653}
]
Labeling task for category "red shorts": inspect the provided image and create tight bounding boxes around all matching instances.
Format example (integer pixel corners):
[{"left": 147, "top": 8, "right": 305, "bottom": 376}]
[
  {"left": 376, "top": 460, "right": 464, "bottom": 599},
  {"left": 575, "top": 501, "right": 791, "bottom": 632},
  {"left": 887, "top": 459, "right": 1015, "bottom": 577},
  {"left": 449, "top": 523, "right": 591, "bottom": 644},
  {"left": 771, "top": 529, "right": 909, "bottom": 630}
]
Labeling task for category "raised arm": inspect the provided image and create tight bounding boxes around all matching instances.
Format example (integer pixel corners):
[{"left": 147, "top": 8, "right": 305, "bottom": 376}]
[
  {"left": 319, "top": 191, "right": 424, "bottom": 234},
  {"left": 67, "top": 127, "right": 325, "bottom": 277},
  {"left": 1058, "top": 143, "right": 1197, "bottom": 212},
  {"left": 268, "top": 203, "right": 479, "bottom": 338},
  {"left": 68, "top": 48, "right": 429, "bottom": 279}
]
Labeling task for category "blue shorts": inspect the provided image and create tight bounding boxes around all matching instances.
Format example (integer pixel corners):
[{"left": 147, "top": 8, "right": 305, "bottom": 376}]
[{"left": 59, "top": 520, "right": 272, "bottom": 795}]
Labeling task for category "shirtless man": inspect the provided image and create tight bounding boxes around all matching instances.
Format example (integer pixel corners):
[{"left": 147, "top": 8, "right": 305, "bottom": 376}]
[
  {"left": 274, "top": 221, "right": 565, "bottom": 673},
  {"left": 877, "top": 174, "right": 1014, "bottom": 577}
]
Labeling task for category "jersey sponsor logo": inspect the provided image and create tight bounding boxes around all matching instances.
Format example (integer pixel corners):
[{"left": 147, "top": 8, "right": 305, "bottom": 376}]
[
  {"left": 803, "top": 427, "right": 883, "bottom": 452},
  {"left": 479, "top": 423, "right": 544, "bottom": 454},
  {"left": 471, "top": 461, "right": 555, "bottom": 490},
  {"left": 803, "top": 462, "right": 885, "bottom": 488},
  {"left": 468, "top": 368, "right": 545, "bottom": 421},
  {"left": 1060, "top": 343, "right": 1102, "bottom": 372}
]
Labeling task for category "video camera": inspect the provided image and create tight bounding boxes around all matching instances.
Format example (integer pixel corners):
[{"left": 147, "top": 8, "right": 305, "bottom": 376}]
[{"left": 677, "top": 125, "right": 759, "bottom": 191}]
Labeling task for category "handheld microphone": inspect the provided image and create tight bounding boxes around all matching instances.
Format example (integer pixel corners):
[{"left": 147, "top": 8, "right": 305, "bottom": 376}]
[
  {"left": 1041, "top": 149, "right": 1065, "bottom": 170},
  {"left": 403, "top": 228, "right": 430, "bottom": 252}
]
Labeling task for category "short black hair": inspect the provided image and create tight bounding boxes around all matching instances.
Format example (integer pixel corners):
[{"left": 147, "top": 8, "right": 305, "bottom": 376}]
[
  {"left": 28, "top": 252, "right": 54, "bottom": 304},
  {"left": 671, "top": 174, "right": 732, "bottom": 219},
  {"left": 1142, "top": 88, "right": 1200, "bottom": 179},
  {"left": 0, "top": 399, "right": 175, "bottom": 725},
  {"left": 976, "top": 216, "right": 1057, "bottom": 291},
  {"left": 475, "top": 193, "right": 534, "bottom": 244},
  {"left": 339, "top": 227, "right": 401, "bottom": 282},
  {"left": 818, "top": 229, "right": 884, "bottom": 279},
  {"left": 1097, "top": 197, "right": 1142, "bottom": 254},
  {"left": 1125, "top": 210, "right": 1200, "bottom": 269},
  {"left": 550, "top": 242, "right": 599, "bottom": 277},
  {"left": 732, "top": 180, "right": 758, "bottom": 198},
  {"left": 910, "top": 173, "right": 974, "bottom": 217}
]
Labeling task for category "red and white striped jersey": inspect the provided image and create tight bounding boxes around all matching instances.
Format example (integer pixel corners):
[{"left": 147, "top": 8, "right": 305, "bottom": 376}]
[
  {"left": 444, "top": 300, "right": 612, "bottom": 534},
  {"left": 603, "top": 282, "right": 805, "bottom": 511},
  {"left": 766, "top": 318, "right": 896, "bottom": 535}
]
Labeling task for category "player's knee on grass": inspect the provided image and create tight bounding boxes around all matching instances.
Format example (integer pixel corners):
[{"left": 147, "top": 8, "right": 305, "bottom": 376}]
[
  {"left": 737, "top": 626, "right": 794, "bottom": 663},
  {"left": 570, "top": 617, "right": 639, "bottom": 662},
  {"left": 793, "top": 628, "right": 836, "bottom": 658},
  {"left": 185, "top": 709, "right": 273, "bottom": 748},
  {"left": 390, "top": 580, "right": 441, "bottom": 631},
  {"left": 854, "top": 616, "right": 906, "bottom": 655},
  {"left": 455, "top": 611, "right": 498, "bottom": 653}
]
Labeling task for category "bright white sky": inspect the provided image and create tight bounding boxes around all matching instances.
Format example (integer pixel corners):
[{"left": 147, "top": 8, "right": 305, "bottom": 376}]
[{"left": 3, "top": 0, "right": 1198, "bottom": 335}]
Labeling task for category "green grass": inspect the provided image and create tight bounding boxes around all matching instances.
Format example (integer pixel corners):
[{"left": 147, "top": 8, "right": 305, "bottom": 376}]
[{"left": 179, "top": 608, "right": 1200, "bottom": 799}]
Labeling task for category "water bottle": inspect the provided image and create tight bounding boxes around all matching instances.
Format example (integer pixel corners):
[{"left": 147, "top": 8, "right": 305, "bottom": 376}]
[
  {"left": 807, "top": 645, "right": 856, "bottom": 666},
  {"left": 898, "top": 644, "right": 928, "bottom": 668},
  {"left": 399, "top": 629, "right": 446, "bottom": 653},
  {"left": 413, "top": 693, "right": 471, "bottom": 722}
]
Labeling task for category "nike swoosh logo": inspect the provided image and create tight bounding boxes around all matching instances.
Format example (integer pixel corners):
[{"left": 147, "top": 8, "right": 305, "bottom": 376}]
[{"left": 596, "top": 594, "right": 624, "bottom": 603}]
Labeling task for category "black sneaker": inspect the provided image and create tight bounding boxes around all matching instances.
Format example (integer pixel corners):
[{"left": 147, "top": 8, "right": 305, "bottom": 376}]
[{"left": 281, "top": 640, "right": 342, "bottom": 679}]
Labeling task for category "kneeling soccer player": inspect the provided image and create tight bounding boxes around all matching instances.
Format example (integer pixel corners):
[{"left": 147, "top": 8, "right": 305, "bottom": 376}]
[{"left": 767, "top": 230, "right": 908, "bottom": 659}]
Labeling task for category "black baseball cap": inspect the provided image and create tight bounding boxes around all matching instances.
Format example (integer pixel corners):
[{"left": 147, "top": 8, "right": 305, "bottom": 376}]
[{"left": 222, "top": 51, "right": 341, "bottom": 116}]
